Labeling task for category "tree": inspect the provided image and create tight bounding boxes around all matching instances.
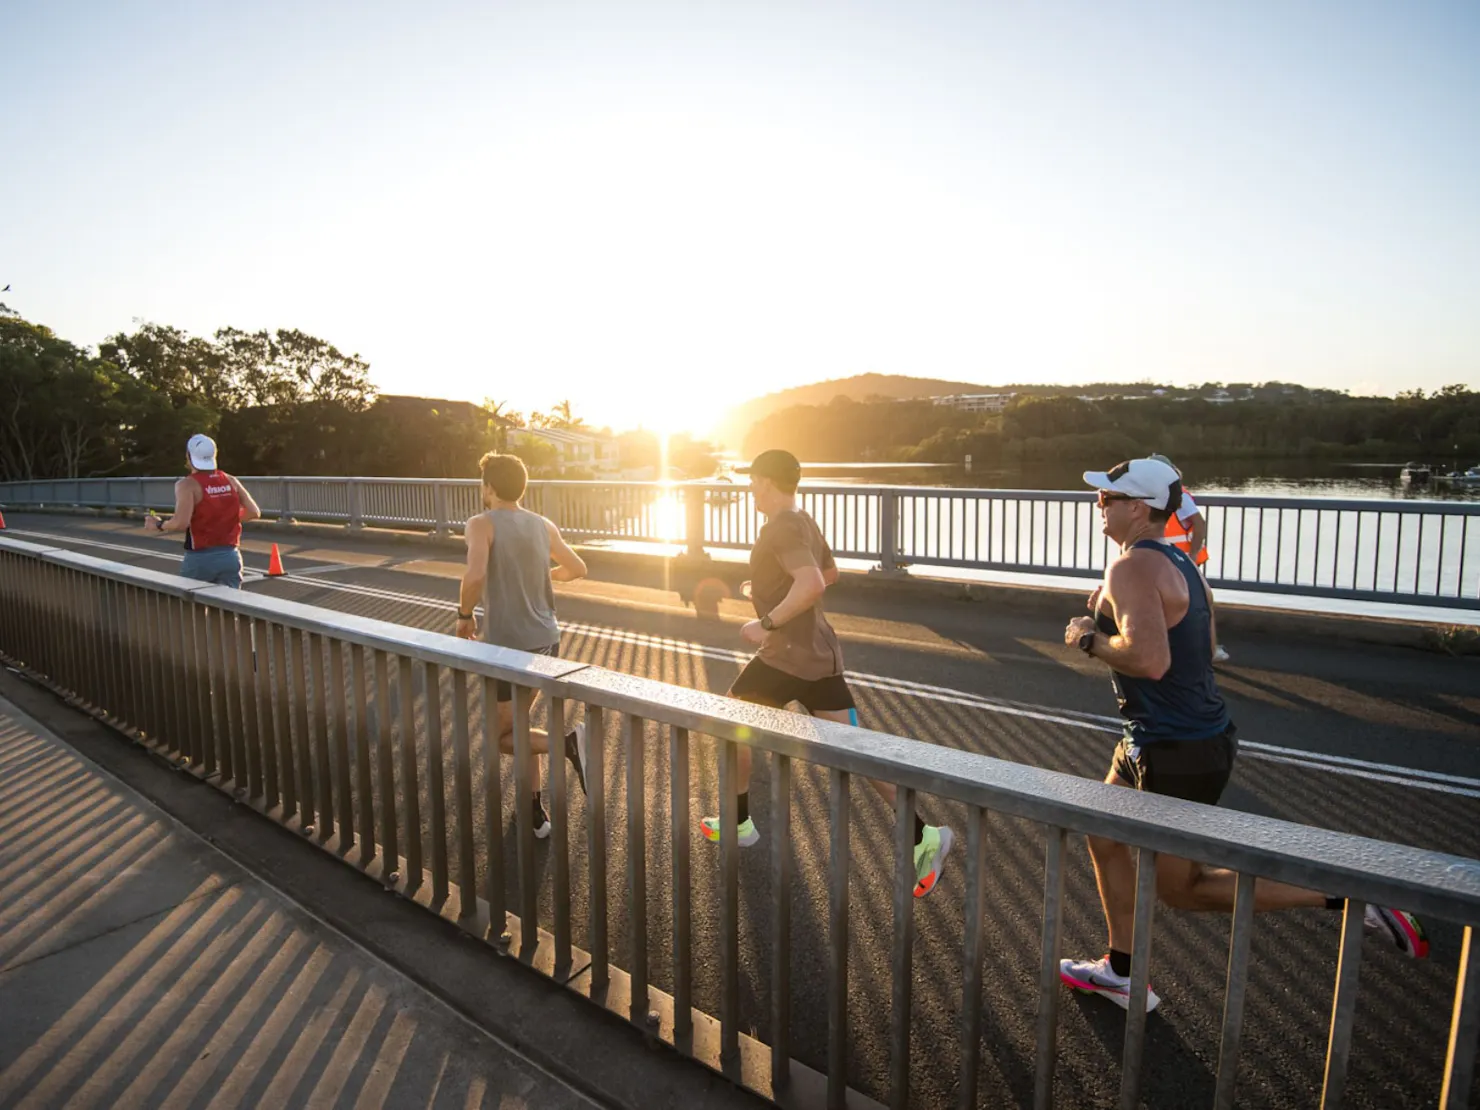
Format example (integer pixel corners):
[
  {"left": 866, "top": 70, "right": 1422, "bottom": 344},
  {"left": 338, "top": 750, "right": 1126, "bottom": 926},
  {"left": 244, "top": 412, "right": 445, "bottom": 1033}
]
[
  {"left": 216, "top": 327, "right": 376, "bottom": 410},
  {"left": 101, "top": 322, "right": 236, "bottom": 408}
]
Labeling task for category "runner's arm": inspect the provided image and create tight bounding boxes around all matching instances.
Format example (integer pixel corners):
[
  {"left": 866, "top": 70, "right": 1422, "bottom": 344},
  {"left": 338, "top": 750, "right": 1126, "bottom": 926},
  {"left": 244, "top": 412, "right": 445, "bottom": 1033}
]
[
  {"left": 1185, "top": 511, "right": 1207, "bottom": 562},
  {"left": 545, "top": 519, "right": 587, "bottom": 582},
  {"left": 154, "top": 479, "right": 197, "bottom": 534},
  {"left": 227, "top": 474, "right": 262, "bottom": 522},
  {"left": 1090, "top": 556, "right": 1172, "bottom": 679},
  {"left": 1201, "top": 570, "right": 1219, "bottom": 655},
  {"left": 456, "top": 513, "right": 492, "bottom": 636},
  {"left": 765, "top": 564, "right": 827, "bottom": 626}
]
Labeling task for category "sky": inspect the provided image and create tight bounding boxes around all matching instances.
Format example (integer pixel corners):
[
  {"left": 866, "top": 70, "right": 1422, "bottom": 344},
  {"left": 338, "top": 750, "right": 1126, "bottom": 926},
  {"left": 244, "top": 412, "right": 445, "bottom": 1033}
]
[{"left": 3, "top": 0, "right": 1478, "bottom": 437}]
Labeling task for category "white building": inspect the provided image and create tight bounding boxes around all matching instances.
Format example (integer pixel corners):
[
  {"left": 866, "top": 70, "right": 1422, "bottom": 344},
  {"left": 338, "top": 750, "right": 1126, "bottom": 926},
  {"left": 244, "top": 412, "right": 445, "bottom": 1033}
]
[
  {"left": 506, "top": 427, "right": 619, "bottom": 473},
  {"left": 928, "top": 392, "right": 1017, "bottom": 413}
]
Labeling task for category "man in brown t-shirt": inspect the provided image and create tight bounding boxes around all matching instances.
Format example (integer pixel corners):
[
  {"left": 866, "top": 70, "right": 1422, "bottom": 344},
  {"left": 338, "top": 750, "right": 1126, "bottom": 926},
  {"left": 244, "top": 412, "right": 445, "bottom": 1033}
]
[{"left": 701, "top": 450, "right": 954, "bottom": 898}]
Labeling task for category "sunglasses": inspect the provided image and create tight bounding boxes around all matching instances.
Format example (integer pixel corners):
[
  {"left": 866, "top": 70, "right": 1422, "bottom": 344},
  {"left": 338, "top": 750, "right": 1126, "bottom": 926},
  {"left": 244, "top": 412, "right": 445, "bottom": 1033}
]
[{"left": 1096, "top": 490, "right": 1148, "bottom": 508}]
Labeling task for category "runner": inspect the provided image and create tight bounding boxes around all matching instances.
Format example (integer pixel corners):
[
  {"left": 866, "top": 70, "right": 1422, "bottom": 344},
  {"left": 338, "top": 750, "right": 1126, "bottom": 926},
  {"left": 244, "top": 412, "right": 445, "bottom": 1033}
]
[
  {"left": 456, "top": 452, "right": 589, "bottom": 838},
  {"left": 1148, "top": 452, "right": 1229, "bottom": 662},
  {"left": 144, "top": 434, "right": 260, "bottom": 588},
  {"left": 701, "top": 450, "right": 953, "bottom": 899},
  {"left": 1059, "top": 458, "right": 1427, "bottom": 1012}
]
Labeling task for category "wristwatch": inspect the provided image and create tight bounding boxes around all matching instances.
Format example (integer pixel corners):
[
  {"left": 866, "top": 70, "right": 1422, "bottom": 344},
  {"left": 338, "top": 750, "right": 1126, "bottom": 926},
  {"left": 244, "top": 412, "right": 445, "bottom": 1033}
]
[
  {"left": 1077, "top": 630, "right": 1097, "bottom": 655},
  {"left": 456, "top": 610, "right": 474, "bottom": 621},
  {"left": 760, "top": 613, "right": 776, "bottom": 631}
]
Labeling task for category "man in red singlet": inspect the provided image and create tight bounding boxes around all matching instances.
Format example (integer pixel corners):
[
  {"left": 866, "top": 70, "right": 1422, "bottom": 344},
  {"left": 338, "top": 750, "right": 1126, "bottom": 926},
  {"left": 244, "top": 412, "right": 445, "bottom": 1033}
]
[{"left": 145, "top": 434, "right": 261, "bottom": 588}]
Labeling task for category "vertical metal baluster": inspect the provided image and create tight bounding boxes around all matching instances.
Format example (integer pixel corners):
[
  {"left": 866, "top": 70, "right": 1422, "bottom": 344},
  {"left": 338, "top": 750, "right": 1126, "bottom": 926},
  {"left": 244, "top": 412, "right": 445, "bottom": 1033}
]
[
  {"left": 671, "top": 724, "right": 693, "bottom": 1039},
  {"left": 513, "top": 685, "right": 539, "bottom": 956},
  {"left": 718, "top": 733, "right": 740, "bottom": 1068},
  {"left": 770, "top": 750, "right": 791, "bottom": 1081},
  {"left": 426, "top": 662, "right": 450, "bottom": 907},
  {"left": 374, "top": 649, "right": 398, "bottom": 878},
  {"left": 398, "top": 657, "right": 422, "bottom": 893},
  {"left": 586, "top": 704, "right": 609, "bottom": 991},
  {"left": 1118, "top": 846, "right": 1157, "bottom": 1110},
  {"left": 1295, "top": 507, "right": 1305, "bottom": 585},
  {"left": 827, "top": 768, "right": 850, "bottom": 1110},
  {"left": 1441, "top": 925, "right": 1480, "bottom": 1110},
  {"left": 889, "top": 785, "right": 917, "bottom": 1110},
  {"left": 272, "top": 624, "right": 296, "bottom": 816},
  {"left": 236, "top": 611, "right": 261, "bottom": 799},
  {"left": 125, "top": 586, "right": 147, "bottom": 733},
  {"left": 1214, "top": 871, "right": 1257, "bottom": 1110},
  {"left": 329, "top": 639, "right": 354, "bottom": 852},
  {"left": 480, "top": 677, "right": 507, "bottom": 938},
  {"left": 1354, "top": 511, "right": 1366, "bottom": 592},
  {"left": 191, "top": 601, "right": 215, "bottom": 772},
  {"left": 1438, "top": 515, "right": 1450, "bottom": 597},
  {"left": 958, "top": 806, "right": 988, "bottom": 1110},
  {"left": 291, "top": 629, "right": 314, "bottom": 831},
  {"left": 309, "top": 634, "right": 333, "bottom": 841},
  {"left": 221, "top": 610, "right": 247, "bottom": 788},
  {"left": 1034, "top": 825, "right": 1067, "bottom": 1110},
  {"left": 1396, "top": 514, "right": 1408, "bottom": 597},
  {"left": 449, "top": 670, "right": 477, "bottom": 914},
  {"left": 255, "top": 619, "right": 277, "bottom": 809},
  {"left": 351, "top": 644, "right": 374, "bottom": 860},
  {"left": 1319, "top": 898, "right": 1366, "bottom": 1109},
  {"left": 548, "top": 696, "right": 571, "bottom": 973},
  {"left": 626, "top": 714, "right": 649, "bottom": 1021}
]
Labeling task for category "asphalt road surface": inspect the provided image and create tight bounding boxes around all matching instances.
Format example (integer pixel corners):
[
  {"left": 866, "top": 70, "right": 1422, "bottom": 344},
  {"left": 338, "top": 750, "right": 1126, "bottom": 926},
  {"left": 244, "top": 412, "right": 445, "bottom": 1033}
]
[{"left": 5, "top": 514, "right": 1479, "bottom": 1110}]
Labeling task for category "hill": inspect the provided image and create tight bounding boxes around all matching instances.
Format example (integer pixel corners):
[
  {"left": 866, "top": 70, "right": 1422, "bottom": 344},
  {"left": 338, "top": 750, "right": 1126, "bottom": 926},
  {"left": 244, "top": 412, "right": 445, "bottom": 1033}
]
[{"left": 713, "top": 373, "right": 989, "bottom": 450}]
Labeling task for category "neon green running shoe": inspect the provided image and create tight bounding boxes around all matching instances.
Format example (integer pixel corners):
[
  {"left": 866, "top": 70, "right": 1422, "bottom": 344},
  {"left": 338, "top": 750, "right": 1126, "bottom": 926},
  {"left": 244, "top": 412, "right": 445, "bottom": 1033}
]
[
  {"left": 700, "top": 815, "right": 760, "bottom": 847},
  {"left": 913, "top": 825, "right": 954, "bottom": 898}
]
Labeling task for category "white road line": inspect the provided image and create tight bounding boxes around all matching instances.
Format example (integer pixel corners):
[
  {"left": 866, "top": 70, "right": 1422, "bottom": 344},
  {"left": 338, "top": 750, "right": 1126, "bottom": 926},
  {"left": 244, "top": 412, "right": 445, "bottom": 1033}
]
[{"left": 13, "top": 527, "right": 1480, "bottom": 799}]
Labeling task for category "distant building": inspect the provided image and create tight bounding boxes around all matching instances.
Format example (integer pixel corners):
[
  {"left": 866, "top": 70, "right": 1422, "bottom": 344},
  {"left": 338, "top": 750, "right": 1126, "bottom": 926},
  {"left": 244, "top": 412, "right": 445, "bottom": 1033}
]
[
  {"left": 506, "top": 426, "right": 619, "bottom": 473},
  {"left": 927, "top": 392, "right": 1017, "bottom": 413}
]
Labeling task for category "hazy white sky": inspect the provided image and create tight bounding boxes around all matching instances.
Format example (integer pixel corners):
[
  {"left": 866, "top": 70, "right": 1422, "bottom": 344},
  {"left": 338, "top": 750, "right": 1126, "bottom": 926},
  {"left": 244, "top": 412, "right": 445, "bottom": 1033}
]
[{"left": 3, "top": 0, "right": 1478, "bottom": 435}]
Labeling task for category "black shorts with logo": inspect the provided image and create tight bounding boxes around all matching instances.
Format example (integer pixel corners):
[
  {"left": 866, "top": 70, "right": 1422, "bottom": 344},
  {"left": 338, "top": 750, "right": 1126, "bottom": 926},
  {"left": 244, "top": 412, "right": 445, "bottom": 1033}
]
[
  {"left": 1111, "top": 725, "right": 1238, "bottom": 805},
  {"left": 729, "top": 658, "right": 856, "bottom": 714}
]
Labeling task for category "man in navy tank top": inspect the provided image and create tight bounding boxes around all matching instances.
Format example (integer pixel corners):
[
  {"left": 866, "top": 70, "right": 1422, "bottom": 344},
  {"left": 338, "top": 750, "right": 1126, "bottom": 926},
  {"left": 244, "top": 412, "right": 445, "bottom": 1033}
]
[
  {"left": 145, "top": 434, "right": 261, "bottom": 588},
  {"left": 1058, "top": 458, "right": 1427, "bottom": 1013}
]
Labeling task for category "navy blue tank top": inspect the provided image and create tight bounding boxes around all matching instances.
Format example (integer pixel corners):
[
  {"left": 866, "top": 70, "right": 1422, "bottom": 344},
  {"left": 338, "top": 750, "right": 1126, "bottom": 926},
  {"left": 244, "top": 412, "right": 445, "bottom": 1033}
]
[{"left": 1095, "top": 540, "right": 1230, "bottom": 742}]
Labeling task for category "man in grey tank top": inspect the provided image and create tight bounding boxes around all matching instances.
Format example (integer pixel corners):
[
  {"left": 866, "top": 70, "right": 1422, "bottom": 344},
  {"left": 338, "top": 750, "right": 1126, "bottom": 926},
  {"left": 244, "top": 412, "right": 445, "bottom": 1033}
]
[{"left": 456, "top": 453, "right": 590, "bottom": 837}]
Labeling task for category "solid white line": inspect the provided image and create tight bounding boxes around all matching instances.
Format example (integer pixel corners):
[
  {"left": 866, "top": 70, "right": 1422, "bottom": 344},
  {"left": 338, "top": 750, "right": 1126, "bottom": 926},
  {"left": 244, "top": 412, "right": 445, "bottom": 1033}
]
[{"left": 13, "top": 527, "right": 1480, "bottom": 798}]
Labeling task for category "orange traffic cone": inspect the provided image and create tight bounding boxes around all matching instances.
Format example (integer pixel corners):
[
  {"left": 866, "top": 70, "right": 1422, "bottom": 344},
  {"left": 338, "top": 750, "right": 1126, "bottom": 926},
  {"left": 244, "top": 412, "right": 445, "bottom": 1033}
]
[{"left": 267, "top": 543, "right": 285, "bottom": 577}]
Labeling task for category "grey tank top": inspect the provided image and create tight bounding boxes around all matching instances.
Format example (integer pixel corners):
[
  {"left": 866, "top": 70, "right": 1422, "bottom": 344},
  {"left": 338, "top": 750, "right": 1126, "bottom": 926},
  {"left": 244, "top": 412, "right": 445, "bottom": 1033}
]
[{"left": 479, "top": 508, "right": 560, "bottom": 652}]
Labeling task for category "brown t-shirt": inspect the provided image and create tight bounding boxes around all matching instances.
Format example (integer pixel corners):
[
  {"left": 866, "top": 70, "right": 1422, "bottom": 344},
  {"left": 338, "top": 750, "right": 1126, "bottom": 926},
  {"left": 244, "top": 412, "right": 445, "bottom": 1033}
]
[{"left": 750, "top": 510, "right": 843, "bottom": 680}]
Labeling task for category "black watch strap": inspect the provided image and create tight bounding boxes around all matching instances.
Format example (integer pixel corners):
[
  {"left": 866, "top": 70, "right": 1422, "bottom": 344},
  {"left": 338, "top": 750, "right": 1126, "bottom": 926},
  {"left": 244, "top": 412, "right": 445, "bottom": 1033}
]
[
  {"left": 760, "top": 613, "right": 775, "bottom": 631},
  {"left": 1077, "top": 630, "right": 1097, "bottom": 655},
  {"left": 457, "top": 609, "right": 475, "bottom": 621}
]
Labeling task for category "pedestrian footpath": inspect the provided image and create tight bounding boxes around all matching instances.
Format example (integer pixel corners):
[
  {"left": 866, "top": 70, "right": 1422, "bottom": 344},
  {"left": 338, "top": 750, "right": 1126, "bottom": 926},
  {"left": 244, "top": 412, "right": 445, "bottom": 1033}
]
[{"left": 0, "top": 694, "right": 600, "bottom": 1110}]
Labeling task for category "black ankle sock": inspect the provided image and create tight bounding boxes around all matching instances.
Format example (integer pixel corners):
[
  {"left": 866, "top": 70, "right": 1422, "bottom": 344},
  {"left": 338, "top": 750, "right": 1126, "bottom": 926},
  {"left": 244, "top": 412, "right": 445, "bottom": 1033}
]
[
  {"left": 1325, "top": 896, "right": 1344, "bottom": 911},
  {"left": 914, "top": 813, "right": 927, "bottom": 844},
  {"left": 1108, "top": 949, "right": 1133, "bottom": 977},
  {"left": 737, "top": 792, "right": 750, "bottom": 823},
  {"left": 532, "top": 793, "right": 546, "bottom": 815},
  {"left": 564, "top": 731, "right": 579, "bottom": 760}
]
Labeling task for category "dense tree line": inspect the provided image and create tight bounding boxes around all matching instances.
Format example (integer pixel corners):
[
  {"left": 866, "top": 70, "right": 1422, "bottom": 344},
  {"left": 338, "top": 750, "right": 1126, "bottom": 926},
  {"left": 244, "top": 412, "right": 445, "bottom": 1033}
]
[
  {"left": 0, "top": 305, "right": 654, "bottom": 481},
  {"left": 744, "top": 387, "right": 1480, "bottom": 468}
]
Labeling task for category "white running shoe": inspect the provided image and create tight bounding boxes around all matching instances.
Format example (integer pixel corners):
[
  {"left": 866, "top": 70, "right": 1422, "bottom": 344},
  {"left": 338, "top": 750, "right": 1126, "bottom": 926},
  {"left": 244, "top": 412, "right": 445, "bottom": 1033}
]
[
  {"left": 1363, "top": 903, "right": 1429, "bottom": 958},
  {"left": 1213, "top": 645, "right": 1231, "bottom": 663},
  {"left": 1060, "top": 955, "right": 1161, "bottom": 1012}
]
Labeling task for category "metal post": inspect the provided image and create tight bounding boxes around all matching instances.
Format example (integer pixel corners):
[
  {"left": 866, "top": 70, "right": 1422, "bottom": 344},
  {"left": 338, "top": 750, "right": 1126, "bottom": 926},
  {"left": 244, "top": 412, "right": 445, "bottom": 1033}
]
[
  {"left": 280, "top": 480, "right": 296, "bottom": 524},
  {"left": 878, "top": 488, "right": 899, "bottom": 573},
  {"left": 348, "top": 479, "right": 364, "bottom": 530},
  {"left": 433, "top": 482, "right": 450, "bottom": 538},
  {"left": 684, "top": 485, "right": 706, "bottom": 558}
]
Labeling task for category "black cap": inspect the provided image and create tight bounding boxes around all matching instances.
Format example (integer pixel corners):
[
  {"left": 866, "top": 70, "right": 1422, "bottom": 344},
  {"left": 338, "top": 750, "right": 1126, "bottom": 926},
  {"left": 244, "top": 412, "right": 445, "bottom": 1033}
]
[{"left": 738, "top": 449, "right": 801, "bottom": 486}]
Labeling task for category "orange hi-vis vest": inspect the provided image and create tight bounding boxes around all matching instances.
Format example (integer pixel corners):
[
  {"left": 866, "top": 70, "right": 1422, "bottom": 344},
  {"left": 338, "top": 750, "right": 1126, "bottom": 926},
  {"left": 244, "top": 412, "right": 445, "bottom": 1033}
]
[{"left": 1163, "top": 493, "right": 1209, "bottom": 565}]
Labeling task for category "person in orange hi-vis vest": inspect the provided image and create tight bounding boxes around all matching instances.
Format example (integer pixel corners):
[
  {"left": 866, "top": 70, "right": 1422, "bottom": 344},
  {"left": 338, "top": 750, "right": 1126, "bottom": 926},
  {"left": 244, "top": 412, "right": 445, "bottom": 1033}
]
[{"left": 1148, "top": 454, "right": 1229, "bottom": 663}]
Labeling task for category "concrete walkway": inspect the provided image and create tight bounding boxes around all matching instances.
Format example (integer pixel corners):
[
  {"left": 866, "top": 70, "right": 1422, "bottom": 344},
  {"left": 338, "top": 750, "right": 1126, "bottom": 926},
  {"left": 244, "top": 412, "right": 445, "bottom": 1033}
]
[{"left": 0, "top": 694, "right": 600, "bottom": 1110}]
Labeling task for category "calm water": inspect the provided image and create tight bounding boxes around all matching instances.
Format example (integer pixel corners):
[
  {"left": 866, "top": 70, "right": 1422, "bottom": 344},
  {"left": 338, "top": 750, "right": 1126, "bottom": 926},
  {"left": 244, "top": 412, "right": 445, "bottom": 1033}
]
[{"left": 788, "top": 459, "right": 1480, "bottom": 502}]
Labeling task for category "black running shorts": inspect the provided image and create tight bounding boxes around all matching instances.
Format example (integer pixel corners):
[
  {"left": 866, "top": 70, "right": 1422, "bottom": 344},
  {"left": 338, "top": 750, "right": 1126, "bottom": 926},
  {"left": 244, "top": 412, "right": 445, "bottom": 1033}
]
[
  {"left": 729, "top": 658, "right": 856, "bottom": 714},
  {"left": 493, "top": 643, "right": 560, "bottom": 702},
  {"left": 1110, "top": 725, "right": 1238, "bottom": 805}
]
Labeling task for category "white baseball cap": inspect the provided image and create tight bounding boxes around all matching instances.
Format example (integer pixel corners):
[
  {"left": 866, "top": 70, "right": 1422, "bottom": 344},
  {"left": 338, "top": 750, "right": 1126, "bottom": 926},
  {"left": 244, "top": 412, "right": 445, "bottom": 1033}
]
[
  {"left": 1083, "top": 458, "right": 1183, "bottom": 511},
  {"left": 186, "top": 434, "right": 218, "bottom": 471}
]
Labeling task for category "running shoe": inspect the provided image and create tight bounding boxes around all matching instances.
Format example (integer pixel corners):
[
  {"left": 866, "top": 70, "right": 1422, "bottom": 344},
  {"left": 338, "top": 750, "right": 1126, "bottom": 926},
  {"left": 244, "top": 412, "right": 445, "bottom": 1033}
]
[
  {"left": 913, "top": 825, "right": 954, "bottom": 898},
  {"left": 1213, "top": 644, "right": 1231, "bottom": 663},
  {"left": 700, "top": 815, "right": 760, "bottom": 847},
  {"left": 532, "top": 796, "right": 551, "bottom": 840},
  {"left": 566, "top": 724, "right": 588, "bottom": 797},
  {"left": 1059, "top": 955, "right": 1162, "bottom": 1013},
  {"left": 1364, "top": 904, "right": 1429, "bottom": 958}
]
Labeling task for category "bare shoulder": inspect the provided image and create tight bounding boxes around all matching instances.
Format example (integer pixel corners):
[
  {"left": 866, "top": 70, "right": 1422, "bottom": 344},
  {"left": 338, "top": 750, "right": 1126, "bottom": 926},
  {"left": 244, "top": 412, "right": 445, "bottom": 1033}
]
[{"left": 465, "top": 511, "right": 492, "bottom": 544}]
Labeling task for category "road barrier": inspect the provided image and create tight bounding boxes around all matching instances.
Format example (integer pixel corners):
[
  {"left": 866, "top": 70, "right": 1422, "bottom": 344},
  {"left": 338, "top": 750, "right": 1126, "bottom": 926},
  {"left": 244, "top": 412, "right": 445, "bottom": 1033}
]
[
  {"left": 3, "top": 475, "right": 1478, "bottom": 611},
  {"left": 1, "top": 535, "right": 1477, "bottom": 1108}
]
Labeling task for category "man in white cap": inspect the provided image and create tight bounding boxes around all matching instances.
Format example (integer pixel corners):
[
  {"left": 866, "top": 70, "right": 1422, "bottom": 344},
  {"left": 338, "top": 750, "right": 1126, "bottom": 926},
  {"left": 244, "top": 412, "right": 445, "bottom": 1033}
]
[
  {"left": 145, "top": 434, "right": 261, "bottom": 588},
  {"left": 1057, "top": 458, "right": 1426, "bottom": 1013}
]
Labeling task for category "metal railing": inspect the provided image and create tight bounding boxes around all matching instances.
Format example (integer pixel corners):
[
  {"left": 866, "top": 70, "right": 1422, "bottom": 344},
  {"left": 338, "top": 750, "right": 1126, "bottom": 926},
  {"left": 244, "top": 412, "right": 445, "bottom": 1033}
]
[
  {"left": 4, "top": 475, "right": 1479, "bottom": 611},
  {"left": 1, "top": 534, "right": 1478, "bottom": 1108}
]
